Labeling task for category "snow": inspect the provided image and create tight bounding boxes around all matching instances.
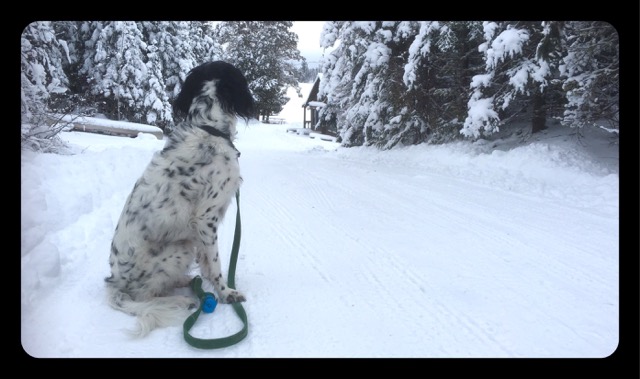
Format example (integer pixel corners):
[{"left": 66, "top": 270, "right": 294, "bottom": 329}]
[
  {"left": 307, "top": 101, "right": 326, "bottom": 107},
  {"left": 291, "top": 21, "right": 326, "bottom": 67},
  {"left": 21, "top": 83, "right": 619, "bottom": 359},
  {"left": 55, "top": 114, "right": 163, "bottom": 134},
  {"left": 484, "top": 26, "right": 530, "bottom": 69}
]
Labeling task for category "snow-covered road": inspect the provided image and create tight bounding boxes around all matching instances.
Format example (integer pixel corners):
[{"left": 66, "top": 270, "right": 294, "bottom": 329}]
[
  {"left": 234, "top": 125, "right": 618, "bottom": 358},
  {"left": 21, "top": 85, "right": 619, "bottom": 358}
]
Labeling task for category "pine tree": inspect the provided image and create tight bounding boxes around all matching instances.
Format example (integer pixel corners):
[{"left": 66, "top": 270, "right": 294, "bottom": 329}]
[
  {"left": 21, "top": 21, "right": 69, "bottom": 121},
  {"left": 318, "top": 21, "right": 375, "bottom": 146},
  {"left": 298, "top": 60, "right": 310, "bottom": 82},
  {"left": 319, "top": 21, "right": 420, "bottom": 147},
  {"left": 341, "top": 21, "right": 391, "bottom": 146},
  {"left": 399, "top": 21, "right": 485, "bottom": 146},
  {"left": 76, "top": 21, "right": 218, "bottom": 130},
  {"left": 316, "top": 21, "right": 348, "bottom": 141},
  {"left": 141, "top": 37, "right": 172, "bottom": 129},
  {"left": 78, "top": 21, "right": 149, "bottom": 122},
  {"left": 461, "top": 21, "right": 556, "bottom": 139},
  {"left": 21, "top": 21, "right": 71, "bottom": 151},
  {"left": 139, "top": 21, "right": 214, "bottom": 131},
  {"left": 214, "top": 21, "right": 303, "bottom": 121},
  {"left": 319, "top": 21, "right": 484, "bottom": 148},
  {"left": 559, "top": 21, "right": 618, "bottom": 131},
  {"left": 189, "top": 21, "right": 222, "bottom": 65}
]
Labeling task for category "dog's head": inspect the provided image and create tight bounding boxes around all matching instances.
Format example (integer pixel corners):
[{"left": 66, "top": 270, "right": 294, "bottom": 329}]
[{"left": 174, "top": 61, "right": 255, "bottom": 126}]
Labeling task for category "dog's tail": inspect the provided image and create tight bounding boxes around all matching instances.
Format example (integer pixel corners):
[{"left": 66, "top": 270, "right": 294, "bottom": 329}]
[{"left": 107, "top": 286, "right": 195, "bottom": 338}]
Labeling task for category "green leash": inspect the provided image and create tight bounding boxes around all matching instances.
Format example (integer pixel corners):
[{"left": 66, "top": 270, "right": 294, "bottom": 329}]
[{"left": 183, "top": 191, "right": 248, "bottom": 349}]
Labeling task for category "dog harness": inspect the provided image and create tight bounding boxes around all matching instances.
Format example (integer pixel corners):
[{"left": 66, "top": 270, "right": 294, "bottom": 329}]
[{"left": 183, "top": 191, "right": 249, "bottom": 349}]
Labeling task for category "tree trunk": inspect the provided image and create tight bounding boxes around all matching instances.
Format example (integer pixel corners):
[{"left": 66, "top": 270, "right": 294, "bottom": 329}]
[{"left": 531, "top": 90, "right": 547, "bottom": 133}]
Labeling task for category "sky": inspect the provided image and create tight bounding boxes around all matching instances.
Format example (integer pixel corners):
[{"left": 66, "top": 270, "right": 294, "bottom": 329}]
[
  {"left": 20, "top": 83, "right": 624, "bottom": 366},
  {"left": 291, "top": 21, "right": 326, "bottom": 67}
]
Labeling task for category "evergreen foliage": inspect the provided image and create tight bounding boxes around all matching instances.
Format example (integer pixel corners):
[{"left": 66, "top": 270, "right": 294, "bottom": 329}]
[
  {"left": 319, "top": 21, "right": 619, "bottom": 148},
  {"left": 213, "top": 21, "right": 304, "bottom": 121},
  {"left": 20, "top": 20, "right": 620, "bottom": 152},
  {"left": 297, "top": 60, "right": 320, "bottom": 83},
  {"left": 559, "top": 21, "right": 619, "bottom": 130},
  {"left": 21, "top": 21, "right": 71, "bottom": 152}
]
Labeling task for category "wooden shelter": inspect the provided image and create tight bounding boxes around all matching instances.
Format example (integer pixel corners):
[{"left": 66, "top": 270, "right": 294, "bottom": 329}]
[{"left": 302, "top": 74, "right": 324, "bottom": 130}]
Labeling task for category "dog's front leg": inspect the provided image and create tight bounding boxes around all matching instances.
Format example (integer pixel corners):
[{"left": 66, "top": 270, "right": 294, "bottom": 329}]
[{"left": 195, "top": 217, "right": 245, "bottom": 304}]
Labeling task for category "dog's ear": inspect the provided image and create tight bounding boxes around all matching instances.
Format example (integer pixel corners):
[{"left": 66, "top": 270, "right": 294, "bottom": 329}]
[
  {"left": 173, "top": 65, "right": 206, "bottom": 119},
  {"left": 213, "top": 62, "right": 256, "bottom": 122}
]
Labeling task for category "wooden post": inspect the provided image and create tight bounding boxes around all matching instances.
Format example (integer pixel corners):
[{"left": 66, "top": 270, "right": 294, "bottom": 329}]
[{"left": 303, "top": 104, "right": 307, "bottom": 129}]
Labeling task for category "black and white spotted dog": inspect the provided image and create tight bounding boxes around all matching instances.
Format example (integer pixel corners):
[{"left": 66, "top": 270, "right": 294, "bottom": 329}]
[{"left": 105, "top": 61, "right": 254, "bottom": 337}]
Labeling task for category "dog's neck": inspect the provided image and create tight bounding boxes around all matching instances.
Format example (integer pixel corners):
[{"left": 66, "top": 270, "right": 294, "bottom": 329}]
[
  {"left": 187, "top": 81, "right": 238, "bottom": 139},
  {"left": 196, "top": 124, "right": 232, "bottom": 141},
  {"left": 193, "top": 124, "right": 241, "bottom": 158}
]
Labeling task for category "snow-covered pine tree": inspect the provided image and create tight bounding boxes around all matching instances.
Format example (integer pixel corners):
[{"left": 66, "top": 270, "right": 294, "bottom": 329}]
[
  {"left": 297, "top": 60, "right": 311, "bottom": 83},
  {"left": 142, "top": 39, "right": 172, "bottom": 130},
  {"left": 77, "top": 21, "right": 211, "bottom": 130},
  {"left": 347, "top": 21, "right": 433, "bottom": 149},
  {"left": 137, "top": 21, "right": 172, "bottom": 130},
  {"left": 320, "top": 21, "right": 484, "bottom": 149},
  {"left": 51, "top": 21, "right": 85, "bottom": 109},
  {"left": 78, "top": 21, "right": 150, "bottom": 123},
  {"left": 318, "top": 21, "right": 382, "bottom": 146},
  {"left": 400, "top": 21, "right": 485, "bottom": 146},
  {"left": 21, "top": 21, "right": 69, "bottom": 120},
  {"left": 21, "top": 21, "right": 71, "bottom": 152},
  {"left": 340, "top": 21, "right": 393, "bottom": 147},
  {"left": 141, "top": 21, "right": 223, "bottom": 131},
  {"left": 188, "top": 21, "right": 222, "bottom": 66},
  {"left": 214, "top": 21, "right": 303, "bottom": 121},
  {"left": 158, "top": 22, "right": 220, "bottom": 97},
  {"left": 461, "top": 21, "right": 557, "bottom": 139},
  {"left": 140, "top": 21, "right": 187, "bottom": 102},
  {"left": 317, "top": 21, "right": 353, "bottom": 143},
  {"left": 559, "top": 21, "right": 618, "bottom": 131}
]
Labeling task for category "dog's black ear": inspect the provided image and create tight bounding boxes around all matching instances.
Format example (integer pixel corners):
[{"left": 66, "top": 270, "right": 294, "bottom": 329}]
[
  {"left": 173, "top": 64, "right": 207, "bottom": 119},
  {"left": 212, "top": 62, "right": 256, "bottom": 121}
]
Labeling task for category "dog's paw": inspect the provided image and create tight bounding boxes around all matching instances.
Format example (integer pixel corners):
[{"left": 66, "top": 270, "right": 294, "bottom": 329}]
[{"left": 219, "top": 289, "right": 246, "bottom": 304}]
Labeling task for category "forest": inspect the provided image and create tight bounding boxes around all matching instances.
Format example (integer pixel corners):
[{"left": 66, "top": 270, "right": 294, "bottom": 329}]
[{"left": 20, "top": 21, "right": 618, "bottom": 151}]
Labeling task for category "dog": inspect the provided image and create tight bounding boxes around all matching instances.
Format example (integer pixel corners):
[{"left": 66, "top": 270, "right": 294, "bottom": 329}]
[{"left": 105, "top": 61, "right": 254, "bottom": 337}]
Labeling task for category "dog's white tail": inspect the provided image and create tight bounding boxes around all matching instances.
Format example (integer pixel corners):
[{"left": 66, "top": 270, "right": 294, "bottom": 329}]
[{"left": 107, "top": 287, "right": 195, "bottom": 337}]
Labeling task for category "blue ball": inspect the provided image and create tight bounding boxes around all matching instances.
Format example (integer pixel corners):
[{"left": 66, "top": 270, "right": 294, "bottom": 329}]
[{"left": 202, "top": 294, "right": 217, "bottom": 313}]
